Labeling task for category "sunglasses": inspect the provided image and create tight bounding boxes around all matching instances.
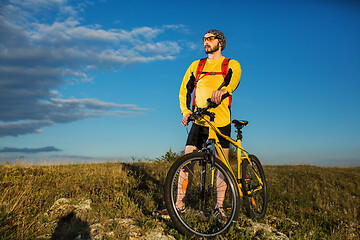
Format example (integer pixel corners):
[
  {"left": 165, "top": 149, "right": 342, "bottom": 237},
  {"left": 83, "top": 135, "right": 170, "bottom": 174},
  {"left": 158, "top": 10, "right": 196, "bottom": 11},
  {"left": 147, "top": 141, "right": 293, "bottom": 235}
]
[{"left": 202, "top": 36, "right": 218, "bottom": 42}]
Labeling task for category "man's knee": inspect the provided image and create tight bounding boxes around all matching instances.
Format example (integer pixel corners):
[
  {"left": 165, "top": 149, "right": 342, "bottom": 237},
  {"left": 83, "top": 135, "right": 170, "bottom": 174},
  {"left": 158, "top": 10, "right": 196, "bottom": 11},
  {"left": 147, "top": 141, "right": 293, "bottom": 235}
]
[{"left": 185, "top": 145, "right": 197, "bottom": 154}]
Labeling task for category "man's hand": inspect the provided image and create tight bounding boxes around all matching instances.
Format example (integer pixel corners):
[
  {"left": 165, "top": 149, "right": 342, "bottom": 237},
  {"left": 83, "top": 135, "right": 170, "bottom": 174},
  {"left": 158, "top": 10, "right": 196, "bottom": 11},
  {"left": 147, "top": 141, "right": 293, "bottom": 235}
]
[
  {"left": 211, "top": 89, "right": 228, "bottom": 104},
  {"left": 181, "top": 113, "right": 192, "bottom": 126}
]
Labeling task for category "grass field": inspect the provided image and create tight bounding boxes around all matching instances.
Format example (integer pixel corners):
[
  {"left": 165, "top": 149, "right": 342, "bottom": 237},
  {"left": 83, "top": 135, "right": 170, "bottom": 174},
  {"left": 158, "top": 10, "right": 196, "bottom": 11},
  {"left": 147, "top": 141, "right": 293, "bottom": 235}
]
[{"left": 0, "top": 151, "right": 359, "bottom": 239}]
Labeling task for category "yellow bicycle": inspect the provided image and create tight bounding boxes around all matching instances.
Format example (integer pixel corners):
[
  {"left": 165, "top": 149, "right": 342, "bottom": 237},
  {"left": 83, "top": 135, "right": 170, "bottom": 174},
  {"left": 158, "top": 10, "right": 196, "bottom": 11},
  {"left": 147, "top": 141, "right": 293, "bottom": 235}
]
[{"left": 164, "top": 99, "right": 268, "bottom": 238}]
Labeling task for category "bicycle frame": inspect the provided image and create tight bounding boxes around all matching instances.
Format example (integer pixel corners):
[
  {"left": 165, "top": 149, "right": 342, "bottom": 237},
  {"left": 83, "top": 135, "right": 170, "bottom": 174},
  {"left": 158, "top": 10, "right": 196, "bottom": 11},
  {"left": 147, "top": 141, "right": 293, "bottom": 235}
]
[{"left": 200, "top": 116, "right": 264, "bottom": 197}]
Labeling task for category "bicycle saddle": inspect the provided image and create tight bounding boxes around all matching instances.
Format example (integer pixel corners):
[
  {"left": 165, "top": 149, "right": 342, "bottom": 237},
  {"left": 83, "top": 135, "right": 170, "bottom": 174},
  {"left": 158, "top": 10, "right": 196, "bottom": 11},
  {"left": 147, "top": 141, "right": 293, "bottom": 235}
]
[{"left": 232, "top": 120, "right": 249, "bottom": 129}]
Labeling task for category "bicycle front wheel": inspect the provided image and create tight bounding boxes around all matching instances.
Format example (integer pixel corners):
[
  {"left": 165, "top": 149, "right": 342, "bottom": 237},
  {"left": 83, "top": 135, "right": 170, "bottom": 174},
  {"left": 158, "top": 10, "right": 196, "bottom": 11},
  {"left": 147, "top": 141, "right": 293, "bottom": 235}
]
[
  {"left": 164, "top": 152, "right": 241, "bottom": 238},
  {"left": 241, "top": 154, "right": 268, "bottom": 219}
]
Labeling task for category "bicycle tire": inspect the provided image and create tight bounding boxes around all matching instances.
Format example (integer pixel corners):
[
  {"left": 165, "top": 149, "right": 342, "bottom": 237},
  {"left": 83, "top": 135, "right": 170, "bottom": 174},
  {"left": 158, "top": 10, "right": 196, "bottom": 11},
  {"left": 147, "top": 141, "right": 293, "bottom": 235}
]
[
  {"left": 164, "top": 152, "right": 241, "bottom": 238},
  {"left": 241, "top": 154, "right": 268, "bottom": 219}
]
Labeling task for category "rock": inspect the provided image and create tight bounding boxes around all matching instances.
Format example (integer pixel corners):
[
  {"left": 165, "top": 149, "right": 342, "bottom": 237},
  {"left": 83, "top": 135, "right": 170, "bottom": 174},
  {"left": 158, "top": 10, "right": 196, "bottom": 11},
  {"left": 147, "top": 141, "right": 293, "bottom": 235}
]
[
  {"left": 138, "top": 227, "right": 176, "bottom": 240},
  {"left": 237, "top": 216, "right": 290, "bottom": 240},
  {"left": 39, "top": 198, "right": 93, "bottom": 239},
  {"left": 44, "top": 198, "right": 75, "bottom": 222},
  {"left": 44, "top": 198, "right": 92, "bottom": 222}
]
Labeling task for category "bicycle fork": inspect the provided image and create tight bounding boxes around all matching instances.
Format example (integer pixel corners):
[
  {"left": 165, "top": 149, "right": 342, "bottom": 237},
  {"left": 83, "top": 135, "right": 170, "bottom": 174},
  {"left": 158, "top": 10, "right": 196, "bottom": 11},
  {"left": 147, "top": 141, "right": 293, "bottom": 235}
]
[
  {"left": 201, "top": 141, "right": 216, "bottom": 199},
  {"left": 209, "top": 142, "right": 216, "bottom": 189},
  {"left": 198, "top": 143, "right": 216, "bottom": 213}
]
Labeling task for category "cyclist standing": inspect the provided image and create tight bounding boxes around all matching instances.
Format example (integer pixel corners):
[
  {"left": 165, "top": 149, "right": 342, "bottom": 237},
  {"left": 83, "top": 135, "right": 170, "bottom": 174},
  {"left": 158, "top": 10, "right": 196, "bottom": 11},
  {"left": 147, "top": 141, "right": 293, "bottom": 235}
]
[{"left": 177, "top": 29, "right": 242, "bottom": 213}]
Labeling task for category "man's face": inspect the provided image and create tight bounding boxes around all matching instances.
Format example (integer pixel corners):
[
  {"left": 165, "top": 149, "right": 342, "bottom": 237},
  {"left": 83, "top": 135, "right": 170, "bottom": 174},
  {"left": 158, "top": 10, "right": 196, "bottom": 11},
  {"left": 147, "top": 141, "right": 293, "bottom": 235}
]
[{"left": 203, "top": 33, "right": 221, "bottom": 54}]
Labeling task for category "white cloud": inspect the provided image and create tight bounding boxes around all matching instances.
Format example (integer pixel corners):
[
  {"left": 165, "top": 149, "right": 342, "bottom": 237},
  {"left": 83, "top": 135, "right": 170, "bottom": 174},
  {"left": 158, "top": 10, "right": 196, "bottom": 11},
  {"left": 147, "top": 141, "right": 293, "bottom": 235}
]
[
  {"left": 0, "top": 0, "right": 193, "bottom": 137},
  {"left": 0, "top": 120, "right": 54, "bottom": 137},
  {"left": 134, "top": 41, "right": 181, "bottom": 55}
]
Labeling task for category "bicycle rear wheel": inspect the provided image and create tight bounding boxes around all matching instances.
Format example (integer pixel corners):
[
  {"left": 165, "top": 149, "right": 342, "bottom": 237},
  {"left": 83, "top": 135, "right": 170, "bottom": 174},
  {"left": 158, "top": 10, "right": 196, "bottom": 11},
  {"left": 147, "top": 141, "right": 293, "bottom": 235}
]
[
  {"left": 241, "top": 154, "right": 268, "bottom": 219},
  {"left": 164, "top": 152, "right": 241, "bottom": 238}
]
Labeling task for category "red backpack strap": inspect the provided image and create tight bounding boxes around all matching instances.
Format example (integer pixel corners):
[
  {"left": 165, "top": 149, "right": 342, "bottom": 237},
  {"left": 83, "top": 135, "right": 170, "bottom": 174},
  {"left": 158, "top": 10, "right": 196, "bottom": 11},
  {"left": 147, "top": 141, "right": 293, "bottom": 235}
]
[
  {"left": 222, "top": 58, "right": 232, "bottom": 112},
  {"left": 217, "top": 58, "right": 231, "bottom": 90},
  {"left": 195, "top": 58, "right": 207, "bottom": 82},
  {"left": 192, "top": 58, "right": 207, "bottom": 111},
  {"left": 221, "top": 57, "right": 230, "bottom": 78}
]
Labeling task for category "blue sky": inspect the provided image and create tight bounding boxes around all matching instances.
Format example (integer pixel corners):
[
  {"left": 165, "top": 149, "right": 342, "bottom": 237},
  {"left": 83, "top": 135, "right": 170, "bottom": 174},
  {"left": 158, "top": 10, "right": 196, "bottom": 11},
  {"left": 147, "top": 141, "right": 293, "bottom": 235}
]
[{"left": 1, "top": 0, "right": 359, "bottom": 166}]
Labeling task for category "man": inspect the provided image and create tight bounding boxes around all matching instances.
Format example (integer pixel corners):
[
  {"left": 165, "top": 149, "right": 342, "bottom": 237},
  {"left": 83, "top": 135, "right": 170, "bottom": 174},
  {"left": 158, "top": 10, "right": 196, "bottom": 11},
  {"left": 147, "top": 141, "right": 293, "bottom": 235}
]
[{"left": 177, "top": 30, "right": 241, "bottom": 213}]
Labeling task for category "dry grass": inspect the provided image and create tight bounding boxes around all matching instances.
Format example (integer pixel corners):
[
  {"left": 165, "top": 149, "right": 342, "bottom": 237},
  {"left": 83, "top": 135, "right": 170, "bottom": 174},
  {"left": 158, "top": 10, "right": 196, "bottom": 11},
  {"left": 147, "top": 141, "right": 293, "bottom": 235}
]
[
  {"left": 265, "top": 165, "right": 360, "bottom": 239},
  {"left": 0, "top": 162, "right": 157, "bottom": 239},
  {"left": 0, "top": 153, "right": 359, "bottom": 239}
]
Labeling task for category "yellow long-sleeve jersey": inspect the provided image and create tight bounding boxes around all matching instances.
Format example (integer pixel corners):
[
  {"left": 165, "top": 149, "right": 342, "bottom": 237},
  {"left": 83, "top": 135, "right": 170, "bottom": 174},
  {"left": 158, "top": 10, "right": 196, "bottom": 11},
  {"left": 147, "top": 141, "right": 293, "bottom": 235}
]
[{"left": 179, "top": 56, "right": 242, "bottom": 127}]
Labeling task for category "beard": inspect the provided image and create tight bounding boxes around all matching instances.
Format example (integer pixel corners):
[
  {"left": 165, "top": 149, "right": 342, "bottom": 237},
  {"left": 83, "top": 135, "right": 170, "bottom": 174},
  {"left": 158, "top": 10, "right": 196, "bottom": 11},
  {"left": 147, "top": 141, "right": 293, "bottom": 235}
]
[{"left": 205, "top": 42, "right": 220, "bottom": 54}]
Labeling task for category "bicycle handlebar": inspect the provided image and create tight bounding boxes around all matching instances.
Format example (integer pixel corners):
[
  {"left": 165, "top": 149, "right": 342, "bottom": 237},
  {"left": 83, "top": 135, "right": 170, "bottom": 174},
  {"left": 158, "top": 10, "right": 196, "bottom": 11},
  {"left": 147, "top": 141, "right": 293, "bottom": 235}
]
[{"left": 188, "top": 93, "right": 230, "bottom": 123}]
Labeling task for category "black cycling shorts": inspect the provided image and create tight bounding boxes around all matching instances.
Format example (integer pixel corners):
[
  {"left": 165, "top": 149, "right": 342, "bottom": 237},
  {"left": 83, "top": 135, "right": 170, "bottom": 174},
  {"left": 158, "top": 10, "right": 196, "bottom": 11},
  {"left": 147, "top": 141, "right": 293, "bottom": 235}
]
[{"left": 186, "top": 123, "right": 231, "bottom": 149}]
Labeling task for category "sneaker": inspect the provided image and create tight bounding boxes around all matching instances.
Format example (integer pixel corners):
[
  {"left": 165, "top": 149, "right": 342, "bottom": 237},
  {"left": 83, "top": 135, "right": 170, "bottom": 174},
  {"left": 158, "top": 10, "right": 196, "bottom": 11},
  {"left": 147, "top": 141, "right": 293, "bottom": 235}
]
[
  {"left": 177, "top": 207, "right": 186, "bottom": 214},
  {"left": 213, "top": 207, "right": 227, "bottom": 221}
]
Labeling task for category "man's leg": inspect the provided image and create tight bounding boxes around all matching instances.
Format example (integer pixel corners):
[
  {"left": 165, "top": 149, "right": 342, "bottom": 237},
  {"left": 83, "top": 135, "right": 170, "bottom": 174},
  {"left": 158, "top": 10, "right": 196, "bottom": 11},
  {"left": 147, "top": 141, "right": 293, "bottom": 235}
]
[
  {"left": 215, "top": 148, "right": 229, "bottom": 209},
  {"left": 177, "top": 147, "right": 230, "bottom": 209},
  {"left": 176, "top": 145, "right": 197, "bottom": 209}
]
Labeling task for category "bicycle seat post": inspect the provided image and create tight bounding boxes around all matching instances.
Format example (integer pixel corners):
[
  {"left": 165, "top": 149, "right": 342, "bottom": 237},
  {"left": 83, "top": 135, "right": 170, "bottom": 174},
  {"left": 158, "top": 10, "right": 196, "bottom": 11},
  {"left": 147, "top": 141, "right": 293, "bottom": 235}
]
[
  {"left": 232, "top": 120, "right": 248, "bottom": 141},
  {"left": 236, "top": 128, "right": 243, "bottom": 141}
]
